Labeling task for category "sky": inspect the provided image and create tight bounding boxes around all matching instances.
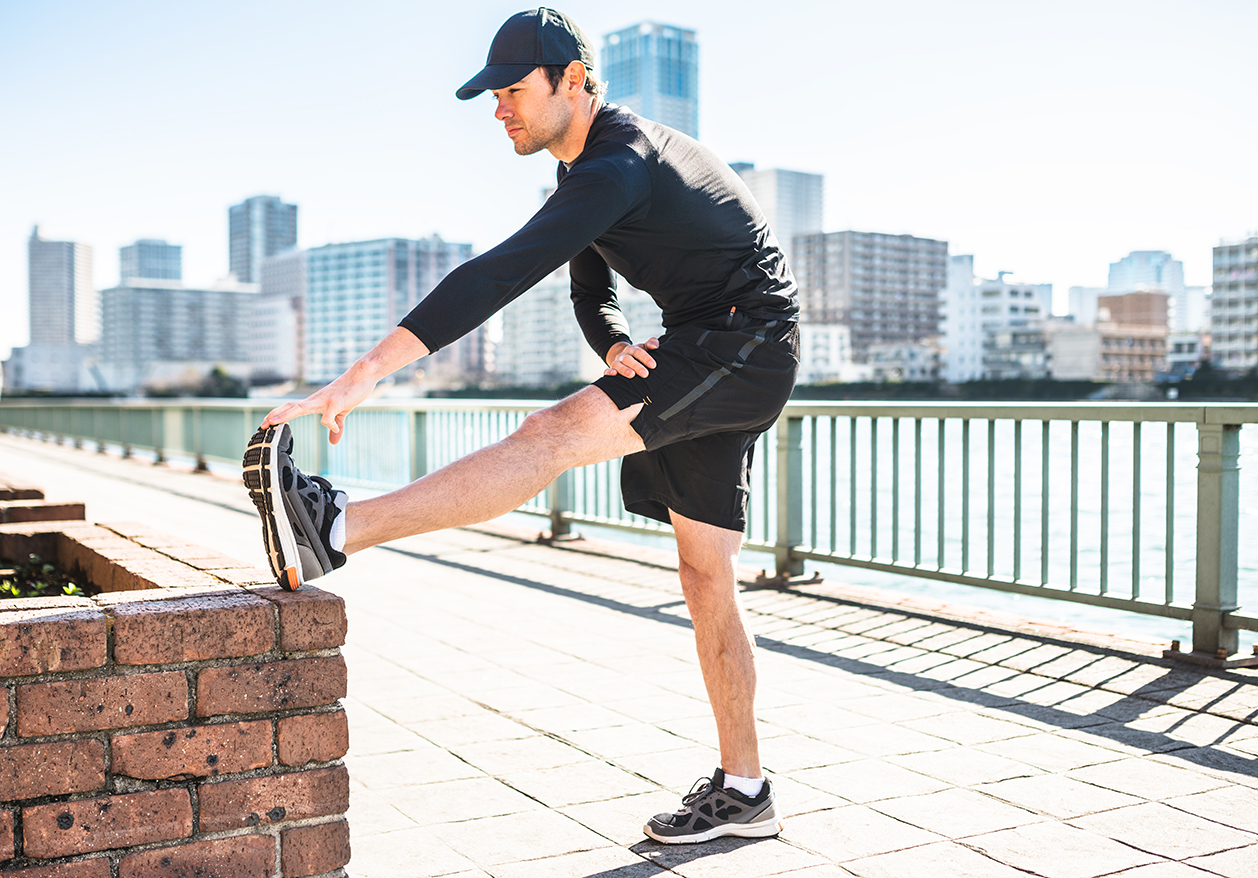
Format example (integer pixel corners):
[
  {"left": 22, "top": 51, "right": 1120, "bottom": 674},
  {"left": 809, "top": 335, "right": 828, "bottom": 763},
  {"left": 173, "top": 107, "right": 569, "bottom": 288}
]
[{"left": 2, "top": 0, "right": 1256, "bottom": 360}]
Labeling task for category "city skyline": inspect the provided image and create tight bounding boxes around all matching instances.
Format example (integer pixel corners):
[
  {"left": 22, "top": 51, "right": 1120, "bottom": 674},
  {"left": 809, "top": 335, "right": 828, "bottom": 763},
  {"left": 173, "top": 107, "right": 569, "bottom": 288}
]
[{"left": 3, "top": 0, "right": 1255, "bottom": 362}]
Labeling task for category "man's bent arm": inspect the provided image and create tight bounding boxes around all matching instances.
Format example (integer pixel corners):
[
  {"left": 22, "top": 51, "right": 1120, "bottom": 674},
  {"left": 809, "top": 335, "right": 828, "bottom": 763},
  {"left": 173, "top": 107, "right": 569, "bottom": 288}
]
[{"left": 261, "top": 327, "right": 430, "bottom": 443}]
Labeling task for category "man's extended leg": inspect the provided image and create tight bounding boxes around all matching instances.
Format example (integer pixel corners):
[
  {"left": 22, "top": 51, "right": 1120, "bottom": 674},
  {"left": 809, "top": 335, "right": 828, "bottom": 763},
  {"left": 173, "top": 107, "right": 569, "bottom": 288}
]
[{"left": 346, "top": 386, "right": 643, "bottom": 551}]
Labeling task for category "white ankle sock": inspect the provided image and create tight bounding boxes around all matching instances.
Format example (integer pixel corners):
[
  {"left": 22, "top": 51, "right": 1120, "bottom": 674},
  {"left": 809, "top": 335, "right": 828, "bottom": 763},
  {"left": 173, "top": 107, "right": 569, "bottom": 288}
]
[
  {"left": 329, "top": 509, "right": 347, "bottom": 552},
  {"left": 722, "top": 772, "right": 765, "bottom": 797}
]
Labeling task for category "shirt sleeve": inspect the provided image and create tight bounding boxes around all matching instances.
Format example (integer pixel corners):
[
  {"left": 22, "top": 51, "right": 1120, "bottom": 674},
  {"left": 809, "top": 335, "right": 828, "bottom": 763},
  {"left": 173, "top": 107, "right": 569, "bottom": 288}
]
[
  {"left": 399, "top": 149, "right": 651, "bottom": 353},
  {"left": 569, "top": 245, "right": 632, "bottom": 361}
]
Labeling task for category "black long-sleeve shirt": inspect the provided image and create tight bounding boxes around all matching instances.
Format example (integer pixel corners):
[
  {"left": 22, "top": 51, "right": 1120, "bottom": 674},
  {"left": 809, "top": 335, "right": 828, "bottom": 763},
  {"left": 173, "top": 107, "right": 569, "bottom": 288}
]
[{"left": 399, "top": 104, "right": 798, "bottom": 360}]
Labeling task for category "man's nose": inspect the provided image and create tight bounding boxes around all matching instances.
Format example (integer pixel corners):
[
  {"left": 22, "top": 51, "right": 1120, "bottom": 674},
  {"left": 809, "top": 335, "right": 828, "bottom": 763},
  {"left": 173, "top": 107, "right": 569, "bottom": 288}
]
[{"left": 494, "top": 100, "right": 510, "bottom": 121}]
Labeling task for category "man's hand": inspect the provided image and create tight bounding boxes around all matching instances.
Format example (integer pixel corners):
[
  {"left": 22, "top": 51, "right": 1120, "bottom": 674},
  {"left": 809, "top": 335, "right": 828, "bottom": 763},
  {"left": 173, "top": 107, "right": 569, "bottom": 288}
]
[{"left": 604, "top": 338, "right": 659, "bottom": 378}]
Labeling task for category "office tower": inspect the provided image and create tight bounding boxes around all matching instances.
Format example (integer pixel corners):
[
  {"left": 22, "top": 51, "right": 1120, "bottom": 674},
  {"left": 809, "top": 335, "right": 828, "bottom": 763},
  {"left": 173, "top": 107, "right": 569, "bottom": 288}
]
[
  {"left": 1108, "top": 250, "right": 1185, "bottom": 295},
  {"left": 229, "top": 195, "right": 298, "bottom": 283},
  {"left": 97, "top": 277, "right": 258, "bottom": 392},
  {"left": 793, "top": 230, "right": 948, "bottom": 363},
  {"left": 28, "top": 226, "right": 95, "bottom": 345},
  {"left": 1211, "top": 234, "right": 1258, "bottom": 371},
  {"left": 730, "top": 164, "right": 824, "bottom": 268},
  {"left": 120, "top": 239, "right": 182, "bottom": 281},
  {"left": 250, "top": 249, "right": 307, "bottom": 384},
  {"left": 303, "top": 236, "right": 474, "bottom": 384},
  {"left": 602, "top": 22, "right": 698, "bottom": 138}
]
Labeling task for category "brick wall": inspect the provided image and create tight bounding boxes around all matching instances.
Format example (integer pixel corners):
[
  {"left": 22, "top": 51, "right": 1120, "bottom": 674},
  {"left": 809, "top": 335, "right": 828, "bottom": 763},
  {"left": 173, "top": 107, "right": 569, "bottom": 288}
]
[
  {"left": 0, "top": 520, "right": 350, "bottom": 877},
  {"left": 0, "top": 476, "right": 84, "bottom": 524}
]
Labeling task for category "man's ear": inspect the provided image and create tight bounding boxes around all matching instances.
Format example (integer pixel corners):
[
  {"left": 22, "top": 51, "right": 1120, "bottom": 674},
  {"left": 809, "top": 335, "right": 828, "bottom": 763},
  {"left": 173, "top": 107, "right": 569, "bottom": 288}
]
[{"left": 566, "top": 60, "right": 587, "bottom": 95}]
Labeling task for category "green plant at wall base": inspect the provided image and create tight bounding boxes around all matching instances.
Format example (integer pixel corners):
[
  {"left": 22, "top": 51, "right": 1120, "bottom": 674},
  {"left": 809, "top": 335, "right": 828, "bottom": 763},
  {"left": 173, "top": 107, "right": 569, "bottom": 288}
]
[{"left": 0, "top": 554, "right": 90, "bottom": 599}]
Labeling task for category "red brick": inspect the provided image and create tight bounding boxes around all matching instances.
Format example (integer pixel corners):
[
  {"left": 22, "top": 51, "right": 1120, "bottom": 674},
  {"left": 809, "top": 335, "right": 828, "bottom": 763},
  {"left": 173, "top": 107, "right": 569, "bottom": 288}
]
[
  {"left": 209, "top": 567, "right": 274, "bottom": 587},
  {"left": 99, "top": 523, "right": 182, "bottom": 548},
  {"left": 0, "top": 739, "right": 105, "bottom": 800},
  {"left": 0, "top": 523, "right": 61, "bottom": 567},
  {"left": 0, "top": 808, "right": 12, "bottom": 860},
  {"left": 277, "top": 709, "right": 348, "bottom": 767},
  {"left": 112, "top": 594, "right": 274, "bottom": 664},
  {"left": 0, "top": 608, "right": 106, "bottom": 677},
  {"left": 196, "top": 656, "right": 346, "bottom": 717},
  {"left": 248, "top": 586, "right": 347, "bottom": 651},
  {"left": 0, "top": 502, "right": 85, "bottom": 524},
  {"left": 0, "top": 859, "right": 111, "bottom": 878},
  {"left": 198, "top": 765, "right": 349, "bottom": 832},
  {"left": 119, "top": 834, "right": 275, "bottom": 878},
  {"left": 112, "top": 561, "right": 224, "bottom": 592},
  {"left": 156, "top": 545, "right": 246, "bottom": 570},
  {"left": 23, "top": 789, "right": 192, "bottom": 858},
  {"left": 112, "top": 720, "right": 272, "bottom": 780},
  {"left": 0, "top": 689, "right": 8, "bottom": 736},
  {"left": 0, "top": 477, "right": 43, "bottom": 501},
  {"left": 282, "top": 818, "right": 350, "bottom": 877},
  {"left": 16, "top": 672, "right": 188, "bottom": 736}
]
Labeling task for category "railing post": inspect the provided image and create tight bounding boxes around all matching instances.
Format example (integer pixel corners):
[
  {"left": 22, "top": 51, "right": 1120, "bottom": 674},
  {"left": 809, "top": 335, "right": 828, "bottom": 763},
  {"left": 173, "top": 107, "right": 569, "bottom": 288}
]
[
  {"left": 1192, "top": 422, "right": 1240, "bottom": 657},
  {"left": 775, "top": 415, "right": 805, "bottom": 579},
  {"left": 547, "top": 469, "right": 573, "bottom": 539},
  {"left": 410, "top": 411, "right": 429, "bottom": 482}
]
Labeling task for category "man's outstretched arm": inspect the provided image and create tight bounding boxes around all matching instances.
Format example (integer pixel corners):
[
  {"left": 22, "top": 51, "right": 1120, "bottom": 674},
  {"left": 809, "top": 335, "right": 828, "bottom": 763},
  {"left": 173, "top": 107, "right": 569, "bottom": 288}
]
[{"left": 261, "top": 327, "right": 430, "bottom": 443}]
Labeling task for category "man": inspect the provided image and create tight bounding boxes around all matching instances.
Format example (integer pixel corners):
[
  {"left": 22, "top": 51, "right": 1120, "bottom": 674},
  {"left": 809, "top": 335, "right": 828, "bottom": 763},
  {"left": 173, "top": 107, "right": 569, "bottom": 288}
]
[{"left": 243, "top": 7, "right": 798, "bottom": 844}]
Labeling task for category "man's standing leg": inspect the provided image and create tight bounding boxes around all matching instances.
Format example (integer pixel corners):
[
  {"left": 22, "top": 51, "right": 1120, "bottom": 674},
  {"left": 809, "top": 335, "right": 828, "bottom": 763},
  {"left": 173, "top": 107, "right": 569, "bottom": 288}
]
[{"left": 643, "top": 509, "right": 780, "bottom": 843}]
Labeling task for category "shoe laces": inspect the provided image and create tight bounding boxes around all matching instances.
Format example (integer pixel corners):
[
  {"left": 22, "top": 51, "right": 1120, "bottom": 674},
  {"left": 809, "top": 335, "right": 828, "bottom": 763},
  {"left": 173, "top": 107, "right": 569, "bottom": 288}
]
[{"left": 680, "top": 776, "right": 716, "bottom": 809}]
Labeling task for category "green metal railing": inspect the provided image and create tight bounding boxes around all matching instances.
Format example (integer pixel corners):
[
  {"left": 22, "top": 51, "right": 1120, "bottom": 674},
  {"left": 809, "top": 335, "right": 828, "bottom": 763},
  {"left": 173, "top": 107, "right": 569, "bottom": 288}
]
[{"left": 2, "top": 398, "right": 1255, "bottom": 661}]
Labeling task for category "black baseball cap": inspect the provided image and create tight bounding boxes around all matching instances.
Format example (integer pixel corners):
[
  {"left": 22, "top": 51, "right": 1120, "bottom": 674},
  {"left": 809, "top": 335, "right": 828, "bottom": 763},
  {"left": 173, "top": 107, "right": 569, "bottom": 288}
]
[{"left": 456, "top": 8, "right": 595, "bottom": 100}]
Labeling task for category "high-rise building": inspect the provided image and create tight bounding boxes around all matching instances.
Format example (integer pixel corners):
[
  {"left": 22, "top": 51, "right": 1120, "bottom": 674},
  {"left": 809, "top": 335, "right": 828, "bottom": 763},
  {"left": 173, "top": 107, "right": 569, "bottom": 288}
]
[
  {"left": 303, "top": 236, "right": 474, "bottom": 384},
  {"left": 942, "top": 258, "right": 1052, "bottom": 383},
  {"left": 602, "top": 22, "right": 698, "bottom": 138},
  {"left": 229, "top": 195, "right": 298, "bottom": 283},
  {"left": 793, "top": 230, "right": 947, "bottom": 363},
  {"left": 28, "top": 226, "right": 95, "bottom": 345},
  {"left": 730, "top": 164, "right": 823, "bottom": 268},
  {"left": 120, "top": 239, "right": 182, "bottom": 281},
  {"left": 1108, "top": 250, "right": 1185, "bottom": 294},
  {"left": 250, "top": 249, "right": 307, "bottom": 384},
  {"left": 1210, "top": 234, "right": 1258, "bottom": 371}
]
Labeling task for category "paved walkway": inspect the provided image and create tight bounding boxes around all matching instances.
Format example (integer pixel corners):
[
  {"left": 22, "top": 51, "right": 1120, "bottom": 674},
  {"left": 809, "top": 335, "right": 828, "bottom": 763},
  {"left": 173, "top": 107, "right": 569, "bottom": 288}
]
[{"left": 4, "top": 433, "right": 1258, "bottom": 878}]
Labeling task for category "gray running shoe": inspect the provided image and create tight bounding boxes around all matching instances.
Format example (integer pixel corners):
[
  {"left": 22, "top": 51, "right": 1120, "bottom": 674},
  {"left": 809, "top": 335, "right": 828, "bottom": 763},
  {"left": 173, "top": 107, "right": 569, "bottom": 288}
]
[
  {"left": 644, "top": 768, "right": 781, "bottom": 844},
  {"left": 243, "top": 423, "right": 347, "bottom": 591}
]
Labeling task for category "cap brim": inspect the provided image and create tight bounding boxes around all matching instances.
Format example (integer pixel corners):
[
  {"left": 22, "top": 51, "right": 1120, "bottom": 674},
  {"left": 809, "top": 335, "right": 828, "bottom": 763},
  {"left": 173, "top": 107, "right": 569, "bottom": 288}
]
[{"left": 456, "top": 63, "right": 538, "bottom": 100}]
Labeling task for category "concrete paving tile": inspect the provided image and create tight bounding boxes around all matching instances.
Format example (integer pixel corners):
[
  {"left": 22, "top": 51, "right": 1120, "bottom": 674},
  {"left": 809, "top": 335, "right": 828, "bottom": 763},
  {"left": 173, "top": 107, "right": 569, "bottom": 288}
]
[
  {"left": 1148, "top": 747, "right": 1258, "bottom": 789},
  {"left": 428, "top": 809, "right": 612, "bottom": 867},
  {"left": 346, "top": 744, "right": 483, "bottom": 788},
  {"left": 1059, "top": 723, "right": 1198, "bottom": 756},
  {"left": 407, "top": 712, "right": 537, "bottom": 748},
  {"left": 489, "top": 846, "right": 663, "bottom": 878},
  {"left": 552, "top": 672, "right": 674, "bottom": 704},
  {"left": 604, "top": 692, "right": 717, "bottom": 724},
  {"left": 366, "top": 693, "right": 488, "bottom": 724},
  {"left": 793, "top": 759, "right": 949, "bottom": 804},
  {"left": 843, "top": 840, "right": 1033, "bottom": 877},
  {"left": 646, "top": 837, "right": 832, "bottom": 877},
  {"left": 769, "top": 866, "right": 858, "bottom": 877},
  {"left": 562, "top": 723, "right": 695, "bottom": 759},
  {"left": 613, "top": 746, "right": 722, "bottom": 790},
  {"left": 512, "top": 702, "right": 640, "bottom": 733},
  {"left": 348, "top": 785, "right": 420, "bottom": 837},
  {"left": 827, "top": 722, "right": 954, "bottom": 758},
  {"left": 451, "top": 734, "right": 594, "bottom": 774},
  {"left": 348, "top": 825, "right": 479, "bottom": 877},
  {"left": 902, "top": 711, "right": 1039, "bottom": 746},
  {"left": 475, "top": 682, "right": 592, "bottom": 713},
  {"left": 974, "top": 774, "right": 1142, "bottom": 819},
  {"left": 963, "top": 821, "right": 1159, "bottom": 878},
  {"left": 346, "top": 718, "right": 435, "bottom": 757},
  {"left": 869, "top": 787, "right": 1043, "bottom": 838},
  {"left": 839, "top": 693, "right": 961, "bottom": 723},
  {"left": 997, "top": 700, "right": 1130, "bottom": 731},
  {"left": 1124, "top": 711, "right": 1258, "bottom": 749},
  {"left": 766, "top": 773, "right": 852, "bottom": 817},
  {"left": 560, "top": 790, "right": 685, "bottom": 846},
  {"left": 977, "top": 733, "right": 1127, "bottom": 772},
  {"left": 1068, "top": 757, "right": 1229, "bottom": 800},
  {"left": 756, "top": 703, "right": 880, "bottom": 736},
  {"left": 760, "top": 734, "right": 863, "bottom": 772},
  {"left": 499, "top": 760, "right": 659, "bottom": 808},
  {"left": 919, "top": 657, "right": 1005, "bottom": 685},
  {"left": 1070, "top": 802, "right": 1257, "bottom": 860},
  {"left": 1102, "top": 864, "right": 1230, "bottom": 878},
  {"left": 887, "top": 747, "right": 1043, "bottom": 786},
  {"left": 385, "top": 776, "right": 547, "bottom": 825},
  {"left": 779, "top": 804, "right": 941, "bottom": 861},
  {"left": 1165, "top": 785, "right": 1258, "bottom": 835},
  {"left": 1184, "top": 844, "right": 1258, "bottom": 876}
]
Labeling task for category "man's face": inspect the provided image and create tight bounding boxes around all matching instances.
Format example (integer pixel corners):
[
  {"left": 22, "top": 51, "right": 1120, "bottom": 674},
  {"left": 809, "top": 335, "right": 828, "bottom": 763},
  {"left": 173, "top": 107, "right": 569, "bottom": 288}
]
[{"left": 491, "top": 67, "right": 574, "bottom": 157}]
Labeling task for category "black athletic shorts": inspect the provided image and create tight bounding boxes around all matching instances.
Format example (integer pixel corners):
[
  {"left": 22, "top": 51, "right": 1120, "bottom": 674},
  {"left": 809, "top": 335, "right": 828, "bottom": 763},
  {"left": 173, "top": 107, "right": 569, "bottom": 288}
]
[{"left": 593, "top": 312, "right": 800, "bottom": 533}]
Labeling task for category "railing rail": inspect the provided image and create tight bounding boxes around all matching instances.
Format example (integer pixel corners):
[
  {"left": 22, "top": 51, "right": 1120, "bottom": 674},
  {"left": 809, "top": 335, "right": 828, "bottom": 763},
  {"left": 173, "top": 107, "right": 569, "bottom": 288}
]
[{"left": 3, "top": 397, "right": 1256, "bottom": 662}]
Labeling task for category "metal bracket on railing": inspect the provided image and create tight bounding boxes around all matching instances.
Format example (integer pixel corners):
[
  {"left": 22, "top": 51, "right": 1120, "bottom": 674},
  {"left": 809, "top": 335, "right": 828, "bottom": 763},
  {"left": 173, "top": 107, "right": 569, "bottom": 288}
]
[
  {"left": 536, "top": 531, "right": 584, "bottom": 546},
  {"left": 748, "top": 569, "right": 823, "bottom": 590},
  {"left": 1163, "top": 639, "right": 1258, "bottom": 669}
]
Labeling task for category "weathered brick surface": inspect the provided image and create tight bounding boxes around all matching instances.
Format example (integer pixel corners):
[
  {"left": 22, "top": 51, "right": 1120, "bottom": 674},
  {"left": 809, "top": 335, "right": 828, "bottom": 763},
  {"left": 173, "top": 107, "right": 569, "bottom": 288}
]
[
  {"left": 23, "top": 789, "right": 193, "bottom": 858},
  {"left": 0, "top": 807, "right": 13, "bottom": 861},
  {"left": 0, "top": 740, "right": 105, "bottom": 800},
  {"left": 198, "top": 765, "right": 349, "bottom": 832},
  {"left": 0, "top": 502, "right": 86, "bottom": 524},
  {"left": 112, "top": 594, "right": 274, "bottom": 664},
  {"left": 0, "top": 523, "right": 60, "bottom": 566},
  {"left": 156, "top": 545, "right": 247, "bottom": 570},
  {"left": 282, "top": 818, "right": 351, "bottom": 877},
  {"left": 112, "top": 720, "right": 272, "bottom": 780},
  {"left": 249, "top": 586, "right": 347, "bottom": 651},
  {"left": 0, "top": 608, "right": 106, "bottom": 677},
  {"left": 0, "top": 859, "right": 111, "bottom": 877},
  {"left": 277, "top": 709, "right": 349, "bottom": 767},
  {"left": 16, "top": 672, "right": 188, "bottom": 736},
  {"left": 0, "top": 693, "right": 6, "bottom": 736},
  {"left": 210, "top": 567, "right": 275, "bottom": 587},
  {"left": 0, "top": 476, "right": 43, "bottom": 501},
  {"left": 118, "top": 834, "right": 275, "bottom": 878},
  {"left": 196, "top": 656, "right": 346, "bottom": 717}
]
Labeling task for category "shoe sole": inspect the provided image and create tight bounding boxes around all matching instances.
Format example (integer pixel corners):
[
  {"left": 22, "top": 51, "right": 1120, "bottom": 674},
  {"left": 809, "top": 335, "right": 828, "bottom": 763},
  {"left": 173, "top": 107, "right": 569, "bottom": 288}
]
[
  {"left": 643, "top": 815, "right": 782, "bottom": 844},
  {"left": 243, "top": 425, "right": 302, "bottom": 591}
]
